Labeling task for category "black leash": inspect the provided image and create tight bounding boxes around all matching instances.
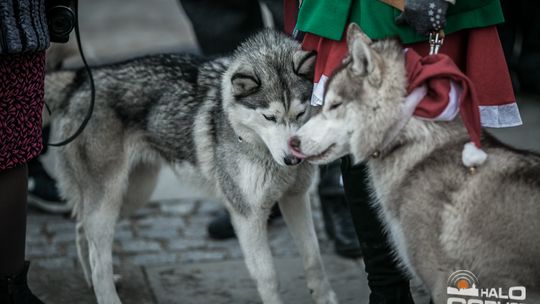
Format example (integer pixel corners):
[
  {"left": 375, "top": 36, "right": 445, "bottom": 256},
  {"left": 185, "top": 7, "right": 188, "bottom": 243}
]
[{"left": 48, "top": 0, "right": 95, "bottom": 147}]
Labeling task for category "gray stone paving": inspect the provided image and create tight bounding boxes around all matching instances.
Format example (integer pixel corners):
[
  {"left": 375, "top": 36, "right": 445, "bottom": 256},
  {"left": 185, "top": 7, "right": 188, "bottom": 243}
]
[
  {"left": 26, "top": 198, "right": 333, "bottom": 269},
  {"left": 30, "top": 264, "right": 155, "bottom": 304},
  {"left": 27, "top": 196, "right": 369, "bottom": 303},
  {"left": 146, "top": 258, "right": 369, "bottom": 304}
]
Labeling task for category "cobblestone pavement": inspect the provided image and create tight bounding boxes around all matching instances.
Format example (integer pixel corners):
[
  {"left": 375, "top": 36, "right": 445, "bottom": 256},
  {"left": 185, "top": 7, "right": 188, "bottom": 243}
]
[
  {"left": 26, "top": 194, "right": 375, "bottom": 304},
  {"left": 26, "top": 196, "right": 336, "bottom": 270}
]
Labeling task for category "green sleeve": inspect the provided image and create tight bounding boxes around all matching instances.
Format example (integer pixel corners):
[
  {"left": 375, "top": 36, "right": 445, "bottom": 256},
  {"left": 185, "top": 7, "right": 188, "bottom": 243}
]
[
  {"left": 296, "top": 0, "right": 353, "bottom": 41},
  {"left": 297, "top": 0, "right": 505, "bottom": 44}
]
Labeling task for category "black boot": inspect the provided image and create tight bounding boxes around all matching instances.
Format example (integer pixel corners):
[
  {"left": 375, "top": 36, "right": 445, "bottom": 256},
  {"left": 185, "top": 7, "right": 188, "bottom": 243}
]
[
  {"left": 319, "top": 161, "right": 362, "bottom": 259},
  {"left": 341, "top": 157, "right": 415, "bottom": 304},
  {"left": 0, "top": 262, "right": 44, "bottom": 304}
]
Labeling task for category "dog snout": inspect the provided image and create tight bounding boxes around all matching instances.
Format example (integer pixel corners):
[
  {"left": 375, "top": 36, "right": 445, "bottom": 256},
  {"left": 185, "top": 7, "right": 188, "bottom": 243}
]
[
  {"left": 283, "top": 155, "right": 302, "bottom": 166},
  {"left": 288, "top": 136, "right": 307, "bottom": 159},
  {"left": 288, "top": 136, "right": 301, "bottom": 152}
]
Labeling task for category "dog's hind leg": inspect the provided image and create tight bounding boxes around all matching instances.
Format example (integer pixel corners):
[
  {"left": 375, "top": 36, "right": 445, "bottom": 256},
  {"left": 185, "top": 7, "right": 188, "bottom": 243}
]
[
  {"left": 230, "top": 206, "right": 283, "bottom": 304},
  {"left": 121, "top": 161, "right": 161, "bottom": 217},
  {"left": 279, "top": 193, "right": 338, "bottom": 304},
  {"left": 83, "top": 183, "right": 125, "bottom": 304}
]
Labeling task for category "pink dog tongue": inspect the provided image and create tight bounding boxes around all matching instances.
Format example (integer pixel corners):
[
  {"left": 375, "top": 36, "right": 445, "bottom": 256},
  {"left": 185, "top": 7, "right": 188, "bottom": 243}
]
[{"left": 290, "top": 148, "right": 307, "bottom": 160}]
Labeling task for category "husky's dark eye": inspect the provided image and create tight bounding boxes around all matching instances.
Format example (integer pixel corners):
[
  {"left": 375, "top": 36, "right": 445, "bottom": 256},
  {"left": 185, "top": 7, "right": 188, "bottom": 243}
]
[
  {"left": 296, "top": 111, "right": 306, "bottom": 120},
  {"left": 329, "top": 102, "right": 342, "bottom": 110},
  {"left": 263, "top": 114, "right": 277, "bottom": 122}
]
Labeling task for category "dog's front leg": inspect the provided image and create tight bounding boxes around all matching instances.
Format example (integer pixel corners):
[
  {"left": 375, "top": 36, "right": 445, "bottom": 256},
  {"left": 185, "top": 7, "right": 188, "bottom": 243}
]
[
  {"left": 230, "top": 207, "right": 283, "bottom": 304},
  {"left": 279, "top": 193, "right": 338, "bottom": 304}
]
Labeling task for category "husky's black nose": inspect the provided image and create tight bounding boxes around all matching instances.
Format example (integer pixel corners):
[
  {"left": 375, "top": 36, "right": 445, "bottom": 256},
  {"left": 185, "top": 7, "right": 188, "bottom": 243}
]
[{"left": 284, "top": 155, "right": 301, "bottom": 166}]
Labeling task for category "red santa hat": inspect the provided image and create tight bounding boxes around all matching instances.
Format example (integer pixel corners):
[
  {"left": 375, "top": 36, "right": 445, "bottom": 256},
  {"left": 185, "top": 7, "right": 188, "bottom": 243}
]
[
  {"left": 405, "top": 48, "right": 487, "bottom": 167},
  {"left": 301, "top": 31, "right": 488, "bottom": 167}
]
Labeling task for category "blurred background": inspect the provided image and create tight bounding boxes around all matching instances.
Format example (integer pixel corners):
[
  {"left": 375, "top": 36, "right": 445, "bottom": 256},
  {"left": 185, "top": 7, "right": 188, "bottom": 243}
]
[{"left": 28, "top": 0, "right": 539, "bottom": 303}]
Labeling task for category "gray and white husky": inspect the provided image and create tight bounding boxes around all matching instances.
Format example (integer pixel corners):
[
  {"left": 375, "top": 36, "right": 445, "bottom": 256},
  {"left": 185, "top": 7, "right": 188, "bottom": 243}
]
[
  {"left": 291, "top": 24, "right": 540, "bottom": 303},
  {"left": 45, "top": 30, "right": 338, "bottom": 304}
]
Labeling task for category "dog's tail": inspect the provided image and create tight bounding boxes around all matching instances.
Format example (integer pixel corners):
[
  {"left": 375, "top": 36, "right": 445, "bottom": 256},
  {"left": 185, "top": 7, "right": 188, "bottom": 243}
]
[{"left": 43, "top": 69, "right": 77, "bottom": 127}]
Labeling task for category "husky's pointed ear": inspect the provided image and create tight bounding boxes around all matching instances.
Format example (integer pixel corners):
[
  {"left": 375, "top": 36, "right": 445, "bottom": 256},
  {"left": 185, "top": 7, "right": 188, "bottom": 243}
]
[
  {"left": 346, "top": 24, "right": 382, "bottom": 86},
  {"left": 231, "top": 66, "right": 261, "bottom": 97},
  {"left": 293, "top": 50, "right": 316, "bottom": 80},
  {"left": 346, "top": 23, "right": 372, "bottom": 49}
]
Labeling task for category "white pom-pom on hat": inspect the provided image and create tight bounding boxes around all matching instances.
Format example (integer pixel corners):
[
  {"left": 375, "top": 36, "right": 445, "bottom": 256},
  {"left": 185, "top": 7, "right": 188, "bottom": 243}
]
[{"left": 462, "top": 142, "right": 487, "bottom": 167}]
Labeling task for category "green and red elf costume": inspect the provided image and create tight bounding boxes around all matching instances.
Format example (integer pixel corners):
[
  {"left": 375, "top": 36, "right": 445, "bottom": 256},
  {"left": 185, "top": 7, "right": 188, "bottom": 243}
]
[{"left": 284, "top": 0, "right": 521, "bottom": 129}]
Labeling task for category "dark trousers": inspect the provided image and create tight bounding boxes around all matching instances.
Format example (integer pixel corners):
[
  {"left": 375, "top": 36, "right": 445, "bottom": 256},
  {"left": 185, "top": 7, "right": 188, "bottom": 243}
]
[{"left": 341, "top": 157, "right": 415, "bottom": 304}]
